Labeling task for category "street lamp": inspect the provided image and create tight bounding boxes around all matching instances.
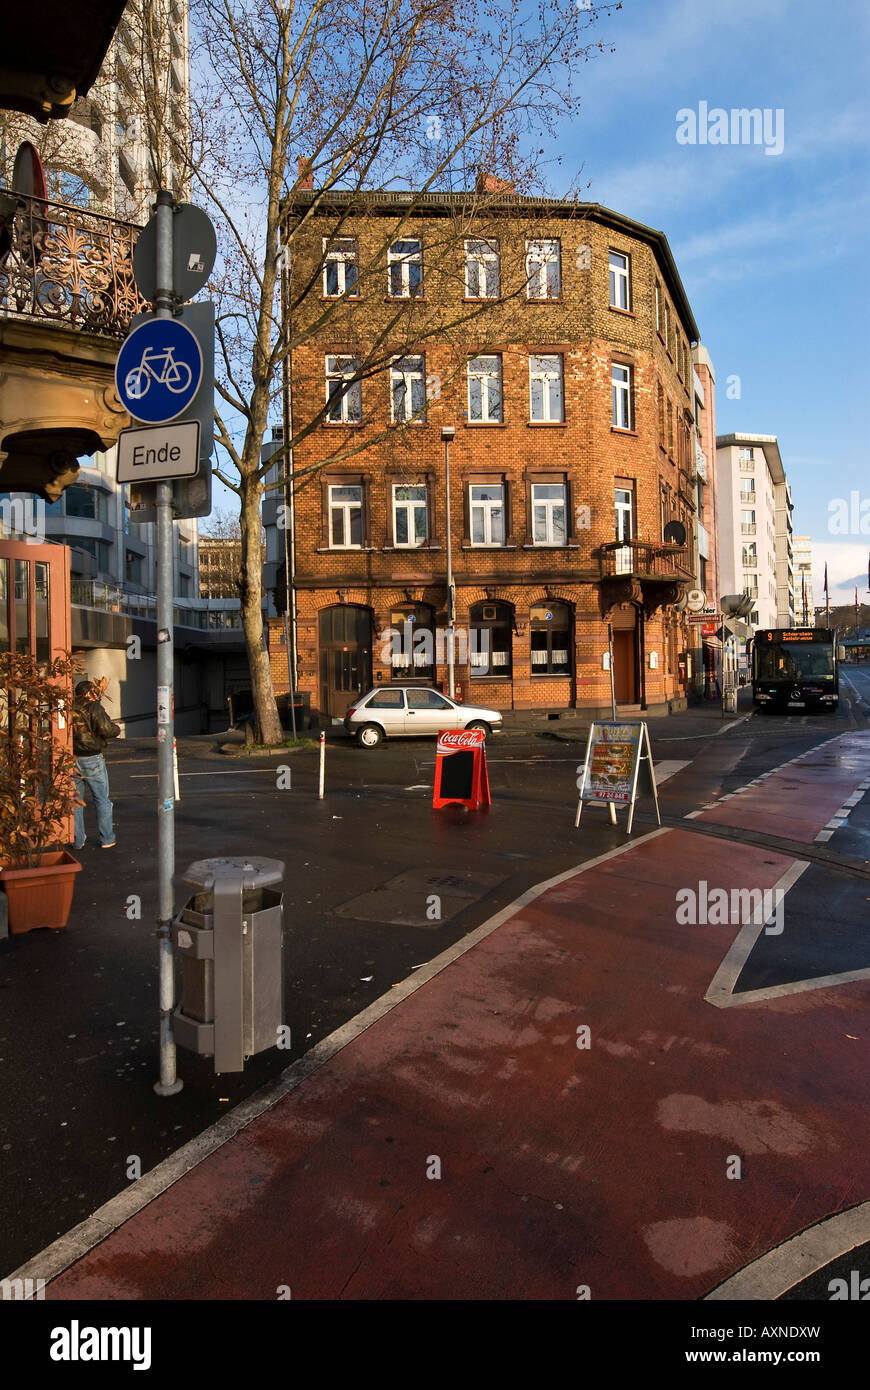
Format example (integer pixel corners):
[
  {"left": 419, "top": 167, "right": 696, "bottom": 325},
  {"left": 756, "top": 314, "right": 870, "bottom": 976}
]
[{"left": 442, "top": 425, "right": 456, "bottom": 699}]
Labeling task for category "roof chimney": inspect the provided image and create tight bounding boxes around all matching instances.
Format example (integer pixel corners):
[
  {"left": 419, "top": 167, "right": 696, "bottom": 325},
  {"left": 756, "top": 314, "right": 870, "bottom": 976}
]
[
  {"left": 476, "top": 171, "right": 514, "bottom": 195},
  {"left": 297, "top": 157, "right": 314, "bottom": 191}
]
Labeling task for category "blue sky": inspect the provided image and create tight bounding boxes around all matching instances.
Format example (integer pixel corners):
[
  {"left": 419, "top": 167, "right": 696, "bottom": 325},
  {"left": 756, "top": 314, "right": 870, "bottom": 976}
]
[{"left": 555, "top": 0, "right": 870, "bottom": 604}]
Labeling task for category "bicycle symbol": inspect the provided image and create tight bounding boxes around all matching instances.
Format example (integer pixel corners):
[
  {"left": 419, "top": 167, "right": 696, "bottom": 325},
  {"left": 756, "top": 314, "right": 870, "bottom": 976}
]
[{"left": 124, "top": 346, "right": 193, "bottom": 400}]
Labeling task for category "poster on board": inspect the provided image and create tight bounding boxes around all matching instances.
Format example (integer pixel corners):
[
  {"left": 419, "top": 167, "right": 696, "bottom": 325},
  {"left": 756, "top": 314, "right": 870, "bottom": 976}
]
[{"left": 575, "top": 721, "right": 660, "bottom": 833}]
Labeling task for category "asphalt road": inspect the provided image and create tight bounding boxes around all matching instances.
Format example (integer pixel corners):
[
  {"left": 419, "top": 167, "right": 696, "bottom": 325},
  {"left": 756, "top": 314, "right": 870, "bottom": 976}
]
[{"left": 1, "top": 674, "right": 869, "bottom": 1277}]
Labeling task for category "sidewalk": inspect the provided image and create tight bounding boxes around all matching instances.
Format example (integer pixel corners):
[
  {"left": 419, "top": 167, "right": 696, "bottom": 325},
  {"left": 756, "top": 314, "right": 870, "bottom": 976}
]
[{"left": 22, "top": 730, "right": 870, "bottom": 1301}]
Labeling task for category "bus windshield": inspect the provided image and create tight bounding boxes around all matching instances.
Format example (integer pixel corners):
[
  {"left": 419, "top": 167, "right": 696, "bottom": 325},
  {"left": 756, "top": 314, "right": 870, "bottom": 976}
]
[{"left": 755, "top": 641, "right": 835, "bottom": 682}]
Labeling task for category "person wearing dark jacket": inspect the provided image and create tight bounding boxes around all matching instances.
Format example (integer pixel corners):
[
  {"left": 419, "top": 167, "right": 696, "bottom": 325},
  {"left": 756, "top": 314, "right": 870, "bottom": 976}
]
[{"left": 72, "top": 679, "right": 121, "bottom": 849}]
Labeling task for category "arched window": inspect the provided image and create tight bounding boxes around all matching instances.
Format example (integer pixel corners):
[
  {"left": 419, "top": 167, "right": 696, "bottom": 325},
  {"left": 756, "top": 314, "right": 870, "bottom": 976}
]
[
  {"left": 530, "top": 601, "right": 572, "bottom": 675},
  {"left": 470, "top": 601, "right": 513, "bottom": 677},
  {"left": 388, "top": 602, "right": 434, "bottom": 682}
]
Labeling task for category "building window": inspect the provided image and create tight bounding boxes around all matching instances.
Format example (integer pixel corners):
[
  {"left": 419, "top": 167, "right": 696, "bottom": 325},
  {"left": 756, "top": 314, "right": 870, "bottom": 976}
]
[
  {"left": 739, "top": 481, "right": 756, "bottom": 502},
  {"left": 322, "top": 238, "right": 358, "bottom": 297},
  {"left": 611, "top": 363, "right": 633, "bottom": 430},
  {"left": 393, "top": 485, "right": 428, "bottom": 546},
  {"left": 325, "top": 356, "right": 362, "bottom": 423},
  {"left": 609, "top": 250, "right": 631, "bottom": 310},
  {"left": 525, "top": 239, "right": 561, "bottom": 299},
  {"left": 470, "top": 600, "right": 513, "bottom": 676},
  {"left": 390, "top": 356, "right": 426, "bottom": 423},
  {"left": 387, "top": 239, "right": 423, "bottom": 298},
  {"left": 742, "top": 543, "right": 757, "bottom": 568},
  {"left": 75, "top": 537, "right": 112, "bottom": 573},
  {"left": 65, "top": 484, "right": 108, "bottom": 523},
  {"left": 663, "top": 300, "right": 671, "bottom": 351},
  {"left": 467, "top": 354, "right": 503, "bottom": 422},
  {"left": 741, "top": 509, "right": 756, "bottom": 534},
  {"left": 529, "top": 354, "right": 564, "bottom": 422},
  {"left": 655, "top": 280, "right": 662, "bottom": 333},
  {"left": 531, "top": 482, "right": 567, "bottom": 545},
  {"left": 743, "top": 574, "right": 759, "bottom": 598},
  {"left": 469, "top": 483, "right": 506, "bottom": 545},
  {"left": 530, "top": 601, "right": 571, "bottom": 674},
  {"left": 389, "top": 603, "right": 434, "bottom": 680},
  {"left": 328, "top": 484, "right": 364, "bottom": 547},
  {"left": 464, "top": 239, "right": 500, "bottom": 298},
  {"left": 615, "top": 486, "right": 634, "bottom": 541}
]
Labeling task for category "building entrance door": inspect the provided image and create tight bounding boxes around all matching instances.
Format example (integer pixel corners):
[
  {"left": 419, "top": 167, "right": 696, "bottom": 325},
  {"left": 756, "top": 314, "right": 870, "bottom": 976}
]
[
  {"left": 319, "top": 605, "right": 372, "bottom": 720},
  {"left": 612, "top": 627, "right": 637, "bottom": 704}
]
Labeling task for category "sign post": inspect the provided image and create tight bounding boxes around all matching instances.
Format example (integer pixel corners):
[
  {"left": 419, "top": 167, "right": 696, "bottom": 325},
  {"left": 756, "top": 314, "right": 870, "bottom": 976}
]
[
  {"left": 575, "top": 721, "right": 660, "bottom": 833},
  {"left": 152, "top": 192, "right": 183, "bottom": 1096}
]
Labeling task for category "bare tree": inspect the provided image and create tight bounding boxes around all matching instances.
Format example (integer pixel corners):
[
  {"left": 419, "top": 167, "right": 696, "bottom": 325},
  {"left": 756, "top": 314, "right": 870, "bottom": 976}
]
[{"left": 144, "top": 0, "right": 617, "bottom": 743}]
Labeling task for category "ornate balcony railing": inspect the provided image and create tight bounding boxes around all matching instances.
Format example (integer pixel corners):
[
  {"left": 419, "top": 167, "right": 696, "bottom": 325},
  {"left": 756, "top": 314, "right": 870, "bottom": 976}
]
[
  {"left": 599, "top": 539, "right": 694, "bottom": 581},
  {"left": 0, "top": 190, "right": 146, "bottom": 338}
]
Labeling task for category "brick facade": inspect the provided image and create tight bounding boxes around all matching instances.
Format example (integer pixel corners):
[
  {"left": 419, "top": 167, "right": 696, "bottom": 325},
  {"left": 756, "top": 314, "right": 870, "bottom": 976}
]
[{"left": 272, "top": 192, "right": 711, "bottom": 724}]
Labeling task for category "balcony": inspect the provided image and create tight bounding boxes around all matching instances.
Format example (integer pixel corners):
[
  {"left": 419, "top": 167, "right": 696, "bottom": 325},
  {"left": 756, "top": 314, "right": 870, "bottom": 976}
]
[
  {"left": 71, "top": 579, "right": 242, "bottom": 631},
  {"left": 0, "top": 190, "right": 145, "bottom": 499},
  {"left": 599, "top": 540, "right": 694, "bottom": 582},
  {"left": 0, "top": 190, "right": 144, "bottom": 336},
  {"left": 741, "top": 523, "right": 757, "bottom": 535},
  {"left": 598, "top": 538, "right": 695, "bottom": 619}
]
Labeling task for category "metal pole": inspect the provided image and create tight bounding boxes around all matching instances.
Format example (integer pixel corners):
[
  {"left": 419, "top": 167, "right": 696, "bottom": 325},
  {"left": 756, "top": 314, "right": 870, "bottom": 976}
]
[
  {"left": 153, "top": 189, "right": 182, "bottom": 1096},
  {"left": 279, "top": 250, "right": 298, "bottom": 742},
  {"left": 443, "top": 427, "right": 455, "bottom": 699},
  {"left": 608, "top": 623, "right": 616, "bottom": 720},
  {"left": 318, "top": 730, "right": 325, "bottom": 799}
]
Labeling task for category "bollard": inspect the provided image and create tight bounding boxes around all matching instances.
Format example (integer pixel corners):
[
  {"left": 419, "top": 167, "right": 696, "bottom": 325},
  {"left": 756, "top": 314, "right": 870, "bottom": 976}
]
[{"left": 319, "top": 730, "right": 325, "bottom": 799}]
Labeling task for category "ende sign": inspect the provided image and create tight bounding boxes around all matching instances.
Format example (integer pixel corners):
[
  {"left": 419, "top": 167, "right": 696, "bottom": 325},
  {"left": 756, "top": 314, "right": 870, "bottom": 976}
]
[{"left": 117, "top": 421, "right": 201, "bottom": 483}]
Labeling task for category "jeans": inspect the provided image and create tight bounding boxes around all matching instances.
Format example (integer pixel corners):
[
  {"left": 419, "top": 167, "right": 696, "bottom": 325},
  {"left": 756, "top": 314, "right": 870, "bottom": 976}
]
[{"left": 73, "top": 754, "right": 114, "bottom": 848}]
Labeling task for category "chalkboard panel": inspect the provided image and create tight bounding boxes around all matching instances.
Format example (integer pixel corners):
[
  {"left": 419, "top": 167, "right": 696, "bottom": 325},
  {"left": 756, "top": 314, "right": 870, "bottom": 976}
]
[{"left": 438, "top": 749, "right": 475, "bottom": 801}]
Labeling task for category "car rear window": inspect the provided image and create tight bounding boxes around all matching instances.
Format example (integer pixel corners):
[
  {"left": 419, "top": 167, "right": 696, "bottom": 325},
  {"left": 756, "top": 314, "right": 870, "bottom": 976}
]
[{"left": 367, "top": 689, "right": 405, "bottom": 708}]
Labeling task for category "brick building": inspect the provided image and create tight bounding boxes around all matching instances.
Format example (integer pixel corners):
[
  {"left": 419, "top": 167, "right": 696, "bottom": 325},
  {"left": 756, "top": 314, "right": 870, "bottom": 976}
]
[{"left": 270, "top": 188, "right": 711, "bottom": 725}]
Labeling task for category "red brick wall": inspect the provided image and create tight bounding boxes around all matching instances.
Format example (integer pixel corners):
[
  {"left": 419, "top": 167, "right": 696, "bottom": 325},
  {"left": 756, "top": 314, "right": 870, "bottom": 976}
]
[{"left": 279, "top": 202, "right": 700, "bottom": 717}]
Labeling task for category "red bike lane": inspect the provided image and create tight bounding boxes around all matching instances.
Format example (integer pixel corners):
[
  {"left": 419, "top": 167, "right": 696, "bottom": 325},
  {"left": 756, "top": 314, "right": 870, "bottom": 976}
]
[{"left": 34, "top": 734, "right": 870, "bottom": 1300}]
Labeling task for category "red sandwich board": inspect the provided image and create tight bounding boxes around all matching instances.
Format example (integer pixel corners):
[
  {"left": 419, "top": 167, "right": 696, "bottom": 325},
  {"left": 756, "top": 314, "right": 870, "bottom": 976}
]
[{"left": 433, "top": 729, "right": 490, "bottom": 810}]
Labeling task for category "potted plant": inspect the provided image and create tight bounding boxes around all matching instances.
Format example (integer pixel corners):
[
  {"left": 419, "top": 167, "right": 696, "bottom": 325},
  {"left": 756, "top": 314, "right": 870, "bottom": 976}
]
[{"left": 0, "top": 651, "right": 83, "bottom": 934}]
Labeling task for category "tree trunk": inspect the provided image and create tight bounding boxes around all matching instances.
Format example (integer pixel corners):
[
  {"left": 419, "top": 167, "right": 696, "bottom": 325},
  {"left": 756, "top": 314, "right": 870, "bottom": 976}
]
[{"left": 239, "top": 470, "right": 282, "bottom": 745}]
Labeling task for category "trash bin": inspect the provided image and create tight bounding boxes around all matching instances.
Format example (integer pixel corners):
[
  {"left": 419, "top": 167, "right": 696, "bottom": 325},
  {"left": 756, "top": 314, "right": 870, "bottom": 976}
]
[
  {"left": 171, "top": 855, "right": 285, "bottom": 1074},
  {"left": 724, "top": 688, "right": 738, "bottom": 712}
]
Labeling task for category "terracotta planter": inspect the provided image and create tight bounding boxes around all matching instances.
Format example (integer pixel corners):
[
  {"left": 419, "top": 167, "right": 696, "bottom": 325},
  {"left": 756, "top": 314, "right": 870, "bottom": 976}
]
[{"left": 0, "top": 851, "right": 82, "bottom": 934}]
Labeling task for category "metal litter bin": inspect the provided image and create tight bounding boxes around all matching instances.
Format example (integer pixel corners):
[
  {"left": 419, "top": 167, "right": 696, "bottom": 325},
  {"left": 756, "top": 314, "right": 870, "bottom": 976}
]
[{"left": 171, "top": 855, "right": 285, "bottom": 1074}]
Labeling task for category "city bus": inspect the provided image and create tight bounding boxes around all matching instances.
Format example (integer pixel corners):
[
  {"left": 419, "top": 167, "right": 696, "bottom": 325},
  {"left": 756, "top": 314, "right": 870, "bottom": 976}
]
[{"left": 751, "top": 627, "right": 843, "bottom": 712}]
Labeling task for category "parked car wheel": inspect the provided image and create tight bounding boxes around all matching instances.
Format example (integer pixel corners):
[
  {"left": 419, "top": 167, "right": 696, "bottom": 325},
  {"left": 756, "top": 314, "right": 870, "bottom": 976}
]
[
  {"left": 356, "top": 723, "right": 384, "bottom": 748},
  {"left": 465, "top": 719, "right": 490, "bottom": 735}
]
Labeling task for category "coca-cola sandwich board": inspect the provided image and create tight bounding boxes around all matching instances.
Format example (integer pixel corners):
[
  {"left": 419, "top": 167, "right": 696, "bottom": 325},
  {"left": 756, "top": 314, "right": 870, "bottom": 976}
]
[{"left": 433, "top": 729, "right": 491, "bottom": 810}]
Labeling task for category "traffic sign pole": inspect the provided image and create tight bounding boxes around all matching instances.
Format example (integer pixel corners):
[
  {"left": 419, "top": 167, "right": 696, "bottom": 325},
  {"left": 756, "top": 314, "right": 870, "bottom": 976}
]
[{"left": 153, "top": 189, "right": 183, "bottom": 1098}]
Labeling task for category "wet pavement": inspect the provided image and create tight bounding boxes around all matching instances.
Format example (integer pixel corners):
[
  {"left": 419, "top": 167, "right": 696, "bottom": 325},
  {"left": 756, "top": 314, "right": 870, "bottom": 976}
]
[{"left": 2, "top": 679, "right": 870, "bottom": 1297}]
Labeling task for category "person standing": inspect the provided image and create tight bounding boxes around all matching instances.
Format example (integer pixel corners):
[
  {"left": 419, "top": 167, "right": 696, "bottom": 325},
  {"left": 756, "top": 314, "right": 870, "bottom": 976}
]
[{"left": 72, "top": 679, "right": 121, "bottom": 850}]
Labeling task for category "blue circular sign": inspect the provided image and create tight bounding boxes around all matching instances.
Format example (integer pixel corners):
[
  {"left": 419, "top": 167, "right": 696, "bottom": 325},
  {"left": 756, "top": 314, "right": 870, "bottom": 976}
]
[{"left": 115, "top": 318, "right": 202, "bottom": 424}]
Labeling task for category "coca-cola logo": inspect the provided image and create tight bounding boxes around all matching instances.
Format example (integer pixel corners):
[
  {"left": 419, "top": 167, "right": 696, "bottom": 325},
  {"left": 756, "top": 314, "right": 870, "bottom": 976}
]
[{"left": 437, "top": 729, "right": 486, "bottom": 749}]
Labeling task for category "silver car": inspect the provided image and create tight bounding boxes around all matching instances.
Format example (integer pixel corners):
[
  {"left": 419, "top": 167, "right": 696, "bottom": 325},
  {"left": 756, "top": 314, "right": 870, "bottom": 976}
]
[{"left": 344, "top": 686, "right": 502, "bottom": 747}]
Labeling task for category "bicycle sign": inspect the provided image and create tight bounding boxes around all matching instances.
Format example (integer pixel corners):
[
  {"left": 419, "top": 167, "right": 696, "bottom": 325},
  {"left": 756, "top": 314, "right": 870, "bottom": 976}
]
[{"left": 115, "top": 318, "right": 202, "bottom": 424}]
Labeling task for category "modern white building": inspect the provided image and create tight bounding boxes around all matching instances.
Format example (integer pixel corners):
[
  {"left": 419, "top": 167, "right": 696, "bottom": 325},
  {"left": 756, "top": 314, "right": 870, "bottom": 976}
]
[
  {"left": 0, "top": 0, "right": 191, "bottom": 222},
  {"left": 0, "top": 0, "right": 198, "bottom": 610},
  {"left": 793, "top": 535, "right": 815, "bottom": 626},
  {"left": 716, "top": 433, "right": 795, "bottom": 631}
]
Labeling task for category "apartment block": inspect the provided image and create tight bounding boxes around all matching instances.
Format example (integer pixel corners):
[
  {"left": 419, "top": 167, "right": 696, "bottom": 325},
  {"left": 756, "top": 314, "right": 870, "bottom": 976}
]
[
  {"left": 271, "top": 186, "right": 712, "bottom": 724},
  {"left": 715, "top": 433, "right": 794, "bottom": 630}
]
